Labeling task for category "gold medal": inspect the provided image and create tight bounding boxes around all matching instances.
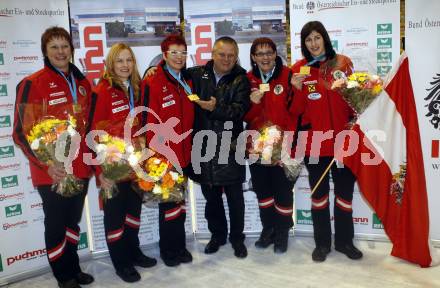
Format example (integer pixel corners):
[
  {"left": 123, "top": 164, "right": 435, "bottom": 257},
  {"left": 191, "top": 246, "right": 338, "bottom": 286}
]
[
  {"left": 132, "top": 117, "right": 139, "bottom": 126},
  {"left": 299, "top": 66, "right": 311, "bottom": 75},
  {"left": 73, "top": 104, "right": 82, "bottom": 113},
  {"left": 259, "top": 83, "right": 270, "bottom": 92},
  {"left": 187, "top": 94, "right": 200, "bottom": 101}
]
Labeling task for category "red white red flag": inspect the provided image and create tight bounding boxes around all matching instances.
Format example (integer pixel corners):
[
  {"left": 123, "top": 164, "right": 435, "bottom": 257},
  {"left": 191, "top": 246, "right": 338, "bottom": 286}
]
[{"left": 339, "top": 53, "right": 433, "bottom": 267}]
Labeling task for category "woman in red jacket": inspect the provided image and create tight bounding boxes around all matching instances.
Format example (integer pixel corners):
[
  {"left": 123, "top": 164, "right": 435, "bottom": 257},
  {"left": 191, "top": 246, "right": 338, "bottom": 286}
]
[
  {"left": 89, "top": 43, "right": 156, "bottom": 283},
  {"left": 244, "top": 37, "right": 296, "bottom": 254},
  {"left": 290, "top": 21, "right": 363, "bottom": 262},
  {"left": 141, "top": 34, "right": 194, "bottom": 267},
  {"left": 13, "top": 27, "right": 94, "bottom": 288}
]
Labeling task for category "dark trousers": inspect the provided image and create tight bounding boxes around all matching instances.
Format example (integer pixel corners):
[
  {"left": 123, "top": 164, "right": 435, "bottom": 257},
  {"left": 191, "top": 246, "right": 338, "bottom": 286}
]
[
  {"left": 158, "top": 201, "right": 186, "bottom": 253},
  {"left": 305, "top": 156, "right": 356, "bottom": 248},
  {"left": 201, "top": 183, "right": 245, "bottom": 244},
  {"left": 103, "top": 181, "right": 142, "bottom": 271},
  {"left": 38, "top": 180, "right": 89, "bottom": 283},
  {"left": 249, "top": 164, "right": 295, "bottom": 231}
]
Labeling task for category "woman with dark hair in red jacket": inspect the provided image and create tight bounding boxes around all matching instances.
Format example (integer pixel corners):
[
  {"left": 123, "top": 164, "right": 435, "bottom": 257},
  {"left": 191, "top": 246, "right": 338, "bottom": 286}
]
[
  {"left": 13, "top": 27, "right": 94, "bottom": 288},
  {"left": 244, "top": 37, "right": 296, "bottom": 254},
  {"left": 290, "top": 21, "right": 363, "bottom": 262}
]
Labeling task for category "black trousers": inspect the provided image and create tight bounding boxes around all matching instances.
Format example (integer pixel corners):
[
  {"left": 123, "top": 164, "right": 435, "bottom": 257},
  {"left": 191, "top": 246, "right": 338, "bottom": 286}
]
[
  {"left": 305, "top": 156, "right": 356, "bottom": 248},
  {"left": 158, "top": 201, "right": 187, "bottom": 253},
  {"left": 201, "top": 183, "right": 245, "bottom": 244},
  {"left": 37, "top": 180, "right": 89, "bottom": 283},
  {"left": 249, "top": 164, "right": 294, "bottom": 231},
  {"left": 103, "top": 181, "right": 143, "bottom": 271}
]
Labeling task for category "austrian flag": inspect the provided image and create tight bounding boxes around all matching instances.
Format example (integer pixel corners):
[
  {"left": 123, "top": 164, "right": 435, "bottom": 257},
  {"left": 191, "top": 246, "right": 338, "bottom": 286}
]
[{"left": 339, "top": 53, "right": 433, "bottom": 267}]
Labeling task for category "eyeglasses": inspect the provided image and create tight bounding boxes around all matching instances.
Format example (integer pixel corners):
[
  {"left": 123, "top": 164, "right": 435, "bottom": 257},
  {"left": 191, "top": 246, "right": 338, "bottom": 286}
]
[
  {"left": 167, "top": 50, "right": 188, "bottom": 57},
  {"left": 254, "top": 51, "right": 275, "bottom": 58}
]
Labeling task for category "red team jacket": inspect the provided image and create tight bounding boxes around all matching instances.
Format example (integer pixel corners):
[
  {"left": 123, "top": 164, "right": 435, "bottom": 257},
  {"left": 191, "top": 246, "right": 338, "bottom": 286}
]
[
  {"left": 141, "top": 61, "right": 194, "bottom": 169},
  {"left": 290, "top": 54, "right": 355, "bottom": 157},
  {"left": 13, "top": 60, "right": 92, "bottom": 186}
]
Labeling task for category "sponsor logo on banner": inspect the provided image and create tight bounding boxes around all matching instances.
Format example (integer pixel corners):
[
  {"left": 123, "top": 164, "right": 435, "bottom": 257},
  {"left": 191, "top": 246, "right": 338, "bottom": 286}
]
[
  {"left": 0, "top": 162, "right": 20, "bottom": 172},
  {"left": 0, "top": 84, "right": 7, "bottom": 96},
  {"left": 353, "top": 216, "right": 369, "bottom": 225},
  {"left": 432, "top": 140, "right": 439, "bottom": 158},
  {"left": 306, "top": 1, "right": 315, "bottom": 13},
  {"left": 425, "top": 74, "right": 440, "bottom": 130},
  {"left": 78, "top": 232, "right": 89, "bottom": 250},
  {"left": 297, "top": 209, "right": 313, "bottom": 225},
  {"left": 12, "top": 39, "right": 37, "bottom": 48},
  {"left": 377, "top": 23, "right": 392, "bottom": 35},
  {"left": 0, "top": 254, "right": 3, "bottom": 272},
  {"left": 0, "top": 191, "right": 25, "bottom": 202},
  {"left": 6, "top": 248, "right": 46, "bottom": 266},
  {"left": 16, "top": 70, "right": 35, "bottom": 77},
  {"left": 377, "top": 52, "right": 392, "bottom": 64},
  {"left": 0, "top": 103, "right": 13, "bottom": 111},
  {"left": 372, "top": 213, "right": 384, "bottom": 229},
  {"left": 377, "top": 38, "right": 392, "bottom": 49},
  {"left": 331, "top": 40, "right": 338, "bottom": 51},
  {"left": 3, "top": 220, "right": 28, "bottom": 230},
  {"left": 377, "top": 66, "right": 392, "bottom": 76},
  {"left": 78, "top": 23, "right": 106, "bottom": 85},
  {"left": 0, "top": 53, "right": 4, "bottom": 65},
  {"left": 0, "top": 115, "right": 11, "bottom": 127},
  {"left": 191, "top": 23, "right": 215, "bottom": 65},
  {"left": 0, "top": 72, "right": 11, "bottom": 80},
  {"left": 346, "top": 27, "right": 369, "bottom": 35},
  {"left": 346, "top": 42, "right": 368, "bottom": 49},
  {"left": 0, "top": 145, "right": 14, "bottom": 158},
  {"left": 1, "top": 175, "right": 18, "bottom": 188},
  {"left": 5, "top": 204, "right": 22, "bottom": 217},
  {"left": 0, "top": 40, "right": 6, "bottom": 48},
  {"left": 13, "top": 55, "right": 38, "bottom": 64},
  {"left": 30, "top": 202, "right": 43, "bottom": 209}
]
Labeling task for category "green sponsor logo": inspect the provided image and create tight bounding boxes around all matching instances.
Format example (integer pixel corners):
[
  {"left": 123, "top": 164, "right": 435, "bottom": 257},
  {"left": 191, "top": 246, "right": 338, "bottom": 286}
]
[
  {"left": 377, "top": 52, "right": 392, "bottom": 64},
  {"left": 377, "top": 66, "right": 392, "bottom": 76},
  {"left": 331, "top": 40, "right": 338, "bottom": 51},
  {"left": 78, "top": 232, "right": 88, "bottom": 250},
  {"left": 1, "top": 175, "right": 18, "bottom": 188},
  {"left": 377, "top": 23, "right": 392, "bottom": 35},
  {"left": 372, "top": 213, "right": 384, "bottom": 229},
  {"left": 0, "top": 115, "right": 11, "bottom": 128},
  {"left": 297, "top": 209, "right": 313, "bottom": 225},
  {"left": 0, "top": 254, "right": 3, "bottom": 272},
  {"left": 377, "top": 38, "right": 392, "bottom": 49},
  {"left": 0, "top": 145, "right": 14, "bottom": 158},
  {"left": 5, "top": 204, "right": 22, "bottom": 218},
  {"left": 0, "top": 53, "right": 4, "bottom": 65},
  {"left": 0, "top": 84, "right": 7, "bottom": 96}
]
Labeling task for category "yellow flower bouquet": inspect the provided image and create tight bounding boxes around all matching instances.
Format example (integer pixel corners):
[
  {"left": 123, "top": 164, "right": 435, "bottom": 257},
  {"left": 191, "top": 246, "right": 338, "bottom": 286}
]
[{"left": 132, "top": 153, "right": 187, "bottom": 206}]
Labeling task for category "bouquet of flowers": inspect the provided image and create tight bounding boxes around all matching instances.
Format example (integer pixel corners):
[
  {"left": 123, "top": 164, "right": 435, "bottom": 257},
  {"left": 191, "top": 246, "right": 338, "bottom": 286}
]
[
  {"left": 332, "top": 72, "right": 383, "bottom": 117},
  {"left": 27, "top": 115, "right": 85, "bottom": 197},
  {"left": 95, "top": 134, "right": 141, "bottom": 200},
  {"left": 132, "top": 153, "right": 187, "bottom": 206},
  {"left": 249, "top": 124, "right": 303, "bottom": 182}
]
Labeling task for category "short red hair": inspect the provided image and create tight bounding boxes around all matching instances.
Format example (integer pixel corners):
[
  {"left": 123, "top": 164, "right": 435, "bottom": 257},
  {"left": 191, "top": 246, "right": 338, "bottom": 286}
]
[{"left": 160, "top": 34, "right": 187, "bottom": 53}]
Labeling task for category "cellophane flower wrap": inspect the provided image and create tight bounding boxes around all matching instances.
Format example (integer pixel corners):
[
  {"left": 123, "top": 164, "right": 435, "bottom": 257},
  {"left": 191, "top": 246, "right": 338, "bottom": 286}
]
[
  {"left": 96, "top": 134, "right": 141, "bottom": 201},
  {"left": 131, "top": 152, "right": 187, "bottom": 206}
]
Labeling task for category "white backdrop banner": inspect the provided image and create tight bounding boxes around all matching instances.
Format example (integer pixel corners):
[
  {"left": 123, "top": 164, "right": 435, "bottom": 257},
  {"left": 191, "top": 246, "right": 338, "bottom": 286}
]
[
  {"left": 0, "top": 0, "right": 87, "bottom": 283},
  {"left": 405, "top": 0, "right": 440, "bottom": 242},
  {"left": 289, "top": 0, "right": 400, "bottom": 238}
]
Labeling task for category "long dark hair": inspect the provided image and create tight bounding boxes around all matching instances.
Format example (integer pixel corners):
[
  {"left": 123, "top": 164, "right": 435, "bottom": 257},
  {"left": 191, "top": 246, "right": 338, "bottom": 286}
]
[{"left": 300, "top": 21, "right": 336, "bottom": 63}]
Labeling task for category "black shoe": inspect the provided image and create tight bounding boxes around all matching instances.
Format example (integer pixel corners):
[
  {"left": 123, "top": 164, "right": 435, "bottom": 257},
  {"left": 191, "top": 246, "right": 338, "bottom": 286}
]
[
  {"left": 204, "top": 238, "right": 226, "bottom": 254},
  {"left": 160, "top": 250, "right": 180, "bottom": 267},
  {"left": 335, "top": 243, "right": 363, "bottom": 260},
  {"left": 255, "top": 228, "right": 275, "bottom": 249},
  {"left": 58, "top": 279, "right": 80, "bottom": 288},
  {"left": 133, "top": 253, "right": 157, "bottom": 268},
  {"left": 177, "top": 248, "right": 193, "bottom": 263},
  {"left": 273, "top": 229, "right": 289, "bottom": 254},
  {"left": 312, "top": 246, "right": 331, "bottom": 262},
  {"left": 116, "top": 266, "right": 141, "bottom": 283},
  {"left": 232, "top": 242, "right": 248, "bottom": 258},
  {"left": 75, "top": 272, "right": 94, "bottom": 285}
]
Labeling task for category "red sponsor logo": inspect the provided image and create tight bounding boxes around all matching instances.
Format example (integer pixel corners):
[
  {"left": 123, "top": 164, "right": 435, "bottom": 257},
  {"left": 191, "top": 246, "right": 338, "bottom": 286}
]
[
  {"left": 30, "top": 202, "right": 43, "bottom": 209},
  {"left": 3, "top": 220, "right": 27, "bottom": 230},
  {"left": 0, "top": 192, "right": 25, "bottom": 201},
  {"left": 0, "top": 163, "right": 20, "bottom": 171},
  {"left": 7, "top": 248, "right": 46, "bottom": 266}
]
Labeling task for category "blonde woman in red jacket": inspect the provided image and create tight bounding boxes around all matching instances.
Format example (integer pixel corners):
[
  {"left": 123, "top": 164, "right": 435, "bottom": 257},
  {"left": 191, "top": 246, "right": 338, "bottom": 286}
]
[{"left": 290, "top": 21, "right": 362, "bottom": 262}]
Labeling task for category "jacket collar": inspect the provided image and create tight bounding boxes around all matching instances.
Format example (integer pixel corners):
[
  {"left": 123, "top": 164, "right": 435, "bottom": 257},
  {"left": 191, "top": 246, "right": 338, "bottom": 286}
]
[
  {"left": 251, "top": 56, "right": 283, "bottom": 81},
  {"left": 44, "top": 57, "right": 86, "bottom": 80}
]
